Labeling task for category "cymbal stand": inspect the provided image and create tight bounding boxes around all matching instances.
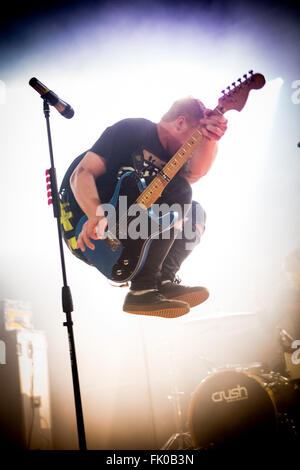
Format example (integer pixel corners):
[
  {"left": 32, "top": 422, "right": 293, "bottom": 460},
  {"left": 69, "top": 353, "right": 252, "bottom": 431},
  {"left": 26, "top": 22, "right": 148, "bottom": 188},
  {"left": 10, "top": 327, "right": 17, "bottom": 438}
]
[{"left": 161, "top": 336, "right": 192, "bottom": 450}]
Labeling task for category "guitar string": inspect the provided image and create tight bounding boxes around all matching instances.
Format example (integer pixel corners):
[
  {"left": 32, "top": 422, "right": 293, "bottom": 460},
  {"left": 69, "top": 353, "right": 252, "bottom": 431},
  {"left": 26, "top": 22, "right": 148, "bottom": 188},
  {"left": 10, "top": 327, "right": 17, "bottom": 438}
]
[
  {"left": 112, "top": 85, "right": 260, "bottom": 241},
  {"left": 106, "top": 126, "right": 205, "bottom": 241},
  {"left": 100, "top": 76, "right": 260, "bottom": 243},
  {"left": 106, "top": 102, "right": 227, "bottom": 241}
]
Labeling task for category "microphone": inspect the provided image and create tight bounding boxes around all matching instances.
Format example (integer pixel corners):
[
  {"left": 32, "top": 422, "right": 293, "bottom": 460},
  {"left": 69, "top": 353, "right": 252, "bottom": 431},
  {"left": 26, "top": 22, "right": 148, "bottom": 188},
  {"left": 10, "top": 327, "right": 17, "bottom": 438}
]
[{"left": 29, "top": 77, "right": 74, "bottom": 119}]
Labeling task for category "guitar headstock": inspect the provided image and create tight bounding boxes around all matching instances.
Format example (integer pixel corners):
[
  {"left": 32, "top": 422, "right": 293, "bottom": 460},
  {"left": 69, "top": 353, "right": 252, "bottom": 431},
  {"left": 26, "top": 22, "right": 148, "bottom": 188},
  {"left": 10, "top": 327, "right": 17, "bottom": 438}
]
[{"left": 216, "top": 71, "right": 265, "bottom": 114}]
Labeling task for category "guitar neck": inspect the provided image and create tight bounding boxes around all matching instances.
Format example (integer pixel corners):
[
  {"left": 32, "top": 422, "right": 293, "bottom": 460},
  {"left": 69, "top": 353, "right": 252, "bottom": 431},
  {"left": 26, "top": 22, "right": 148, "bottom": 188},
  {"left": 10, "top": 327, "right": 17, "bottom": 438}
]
[
  {"left": 135, "top": 69, "right": 266, "bottom": 209},
  {"left": 136, "top": 107, "right": 223, "bottom": 209}
]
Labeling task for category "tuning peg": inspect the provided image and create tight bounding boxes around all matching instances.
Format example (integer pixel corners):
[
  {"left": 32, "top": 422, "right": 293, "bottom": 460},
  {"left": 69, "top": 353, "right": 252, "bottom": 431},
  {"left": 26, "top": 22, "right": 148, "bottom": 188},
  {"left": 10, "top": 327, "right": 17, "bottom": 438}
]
[
  {"left": 249, "top": 70, "right": 253, "bottom": 75},
  {"left": 227, "top": 86, "right": 231, "bottom": 91},
  {"left": 237, "top": 78, "right": 242, "bottom": 83},
  {"left": 243, "top": 74, "right": 247, "bottom": 79},
  {"left": 231, "top": 82, "right": 236, "bottom": 87},
  {"left": 221, "top": 89, "right": 226, "bottom": 94},
  {"left": 48, "top": 197, "right": 53, "bottom": 206}
]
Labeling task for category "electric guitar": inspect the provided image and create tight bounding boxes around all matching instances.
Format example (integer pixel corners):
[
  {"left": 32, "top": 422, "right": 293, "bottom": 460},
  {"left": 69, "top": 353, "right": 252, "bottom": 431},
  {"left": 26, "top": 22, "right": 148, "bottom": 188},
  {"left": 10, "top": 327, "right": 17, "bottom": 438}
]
[{"left": 75, "top": 71, "right": 266, "bottom": 282}]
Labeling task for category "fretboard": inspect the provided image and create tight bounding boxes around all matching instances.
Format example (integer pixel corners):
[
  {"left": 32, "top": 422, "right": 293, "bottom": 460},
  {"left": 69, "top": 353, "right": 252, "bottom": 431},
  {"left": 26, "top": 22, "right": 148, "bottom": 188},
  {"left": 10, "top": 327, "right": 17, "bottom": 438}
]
[{"left": 136, "top": 127, "right": 204, "bottom": 209}]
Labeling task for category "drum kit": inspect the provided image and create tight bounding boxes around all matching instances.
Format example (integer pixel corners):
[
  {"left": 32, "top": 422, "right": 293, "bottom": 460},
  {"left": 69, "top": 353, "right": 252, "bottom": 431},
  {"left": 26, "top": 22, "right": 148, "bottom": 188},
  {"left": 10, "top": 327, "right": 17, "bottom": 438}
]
[{"left": 161, "top": 316, "right": 300, "bottom": 452}]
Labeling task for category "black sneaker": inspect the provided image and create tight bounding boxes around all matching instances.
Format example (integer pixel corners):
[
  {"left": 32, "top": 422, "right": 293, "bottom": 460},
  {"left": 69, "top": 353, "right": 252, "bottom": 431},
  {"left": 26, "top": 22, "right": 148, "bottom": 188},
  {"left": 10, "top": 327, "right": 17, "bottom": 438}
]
[
  {"left": 123, "top": 289, "right": 190, "bottom": 318},
  {"left": 159, "top": 280, "right": 209, "bottom": 308}
]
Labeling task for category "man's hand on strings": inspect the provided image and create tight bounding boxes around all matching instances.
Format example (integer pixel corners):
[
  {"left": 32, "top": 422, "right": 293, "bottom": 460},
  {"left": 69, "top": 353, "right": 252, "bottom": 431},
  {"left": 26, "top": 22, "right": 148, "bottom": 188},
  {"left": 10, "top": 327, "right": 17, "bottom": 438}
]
[
  {"left": 200, "top": 109, "right": 228, "bottom": 141},
  {"left": 76, "top": 215, "right": 108, "bottom": 252}
]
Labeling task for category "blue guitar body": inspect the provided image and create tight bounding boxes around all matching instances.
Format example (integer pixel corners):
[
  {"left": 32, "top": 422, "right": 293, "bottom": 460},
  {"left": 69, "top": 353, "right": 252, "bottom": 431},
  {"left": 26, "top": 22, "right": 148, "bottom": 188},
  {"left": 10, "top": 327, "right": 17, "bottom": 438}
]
[{"left": 75, "top": 171, "right": 178, "bottom": 283}]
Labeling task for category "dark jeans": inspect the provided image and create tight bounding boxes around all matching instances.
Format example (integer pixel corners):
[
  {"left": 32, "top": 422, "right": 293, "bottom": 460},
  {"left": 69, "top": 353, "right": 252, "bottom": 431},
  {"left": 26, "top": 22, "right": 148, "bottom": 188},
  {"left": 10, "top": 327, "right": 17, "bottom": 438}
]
[
  {"left": 60, "top": 174, "right": 206, "bottom": 289},
  {"left": 131, "top": 175, "right": 206, "bottom": 290}
]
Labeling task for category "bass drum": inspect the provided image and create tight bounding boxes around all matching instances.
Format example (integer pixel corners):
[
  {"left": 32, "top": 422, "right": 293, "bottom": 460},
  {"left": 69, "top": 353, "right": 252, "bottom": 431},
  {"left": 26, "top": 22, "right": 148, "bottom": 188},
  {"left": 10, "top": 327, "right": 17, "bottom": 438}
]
[{"left": 188, "top": 368, "right": 278, "bottom": 450}]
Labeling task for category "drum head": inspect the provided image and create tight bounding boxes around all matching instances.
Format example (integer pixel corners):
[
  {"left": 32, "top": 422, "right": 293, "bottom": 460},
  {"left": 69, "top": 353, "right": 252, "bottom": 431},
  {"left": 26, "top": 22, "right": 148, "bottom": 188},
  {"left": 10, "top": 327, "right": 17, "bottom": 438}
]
[{"left": 188, "top": 369, "right": 277, "bottom": 449}]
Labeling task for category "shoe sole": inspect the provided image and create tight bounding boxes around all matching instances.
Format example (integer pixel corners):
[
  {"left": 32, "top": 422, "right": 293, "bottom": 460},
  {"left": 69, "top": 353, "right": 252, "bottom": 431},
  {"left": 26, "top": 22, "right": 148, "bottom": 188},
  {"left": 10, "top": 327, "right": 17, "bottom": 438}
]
[
  {"left": 123, "top": 305, "right": 190, "bottom": 319},
  {"left": 166, "top": 288, "right": 209, "bottom": 308}
]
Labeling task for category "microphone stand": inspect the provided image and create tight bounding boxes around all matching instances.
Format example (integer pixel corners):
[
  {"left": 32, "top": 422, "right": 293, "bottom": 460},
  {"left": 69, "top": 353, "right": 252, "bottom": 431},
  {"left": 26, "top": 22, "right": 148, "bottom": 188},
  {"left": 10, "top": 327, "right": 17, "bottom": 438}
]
[{"left": 43, "top": 99, "right": 87, "bottom": 450}]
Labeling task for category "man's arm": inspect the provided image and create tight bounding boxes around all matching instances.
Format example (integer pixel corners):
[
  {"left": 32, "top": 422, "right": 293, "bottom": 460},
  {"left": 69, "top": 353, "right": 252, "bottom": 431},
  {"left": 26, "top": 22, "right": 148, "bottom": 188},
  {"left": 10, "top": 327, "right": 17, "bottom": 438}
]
[
  {"left": 181, "top": 111, "right": 227, "bottom": 184},
  {"left": 70, "top": 151, "right": 106, "bottom": 217},
  {"left": 70, "top": 151, "right": 107, "bottom": 251},
  {"left": 181, "top": 139, "right": 218, "bottom": 184}
]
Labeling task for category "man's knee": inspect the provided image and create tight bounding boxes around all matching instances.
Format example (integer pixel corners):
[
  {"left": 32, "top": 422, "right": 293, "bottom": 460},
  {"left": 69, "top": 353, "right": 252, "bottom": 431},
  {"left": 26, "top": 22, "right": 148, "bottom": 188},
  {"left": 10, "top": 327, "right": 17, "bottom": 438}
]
[
  {"left": 192, "top": 200, "right": 206, "bottom": 229},
  {"left": 181, "top": 200, "right": 206, "bottom": 248},
  {"left": 193, "top": 201, "right": 206, "bottom": 239}
]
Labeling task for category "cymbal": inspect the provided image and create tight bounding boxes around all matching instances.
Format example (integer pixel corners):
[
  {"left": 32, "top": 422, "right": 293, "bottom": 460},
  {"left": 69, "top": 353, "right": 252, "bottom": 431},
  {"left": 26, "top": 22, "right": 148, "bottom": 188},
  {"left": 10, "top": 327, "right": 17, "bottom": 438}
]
[{"left": 183, "top": 311, "right": 256, "bottom": 324}]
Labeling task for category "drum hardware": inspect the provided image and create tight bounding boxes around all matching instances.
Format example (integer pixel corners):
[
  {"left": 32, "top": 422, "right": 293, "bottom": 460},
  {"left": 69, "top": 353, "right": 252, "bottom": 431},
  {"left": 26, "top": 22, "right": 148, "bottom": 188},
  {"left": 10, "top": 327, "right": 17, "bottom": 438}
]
[
  {"left": 161, "top": 358, "right": 299, "bottom": 450},
  {"left": 187, "top": 364, "right": 299, "bottom": 450},
  {"left": 161, "top": 334, "right": 217, "bottom": 450},
  {"left": 161, "top": 431, "right": 193, "bottom": 451},
  {"left": 276, "top": 328, "right": 300, "bottom": 381},
  {"left": 161, "top": 346, "right": 190, "bottom": 450},
  {"left": 161, "top": 321, "right": 299, "bottom": 451},
  {"left": 278, "top": 328, "right": 295, "bottom": 353}
]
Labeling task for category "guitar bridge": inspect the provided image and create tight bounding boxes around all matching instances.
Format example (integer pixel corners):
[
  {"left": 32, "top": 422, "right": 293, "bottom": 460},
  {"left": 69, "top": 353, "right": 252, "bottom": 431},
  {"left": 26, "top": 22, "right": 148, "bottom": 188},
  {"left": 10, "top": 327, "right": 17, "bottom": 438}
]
[{"left": 104, "top": 231, "right": 121, "bottom": 252}]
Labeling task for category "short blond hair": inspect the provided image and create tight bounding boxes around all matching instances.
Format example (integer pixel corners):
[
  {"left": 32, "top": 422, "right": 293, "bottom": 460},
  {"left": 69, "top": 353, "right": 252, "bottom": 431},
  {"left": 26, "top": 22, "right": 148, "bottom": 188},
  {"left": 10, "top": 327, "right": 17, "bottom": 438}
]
[{"left": 161, "top": 97, "right": 206, "bottom": 125}]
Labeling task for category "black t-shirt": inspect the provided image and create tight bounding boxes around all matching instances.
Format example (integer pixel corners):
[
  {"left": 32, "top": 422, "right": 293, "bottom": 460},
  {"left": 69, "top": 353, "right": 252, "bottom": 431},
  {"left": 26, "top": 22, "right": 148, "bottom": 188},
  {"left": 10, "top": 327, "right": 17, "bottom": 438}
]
[{"left": 59, "top": 118, "right": 172, "bottom": 226}]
